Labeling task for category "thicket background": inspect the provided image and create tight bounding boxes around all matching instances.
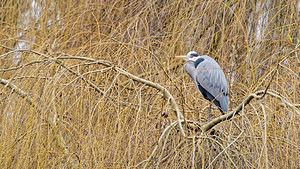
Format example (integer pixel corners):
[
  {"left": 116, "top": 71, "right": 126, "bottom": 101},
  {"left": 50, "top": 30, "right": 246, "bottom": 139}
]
[{"left": 0, "top": 0, "right": 299, "bottom": 168}]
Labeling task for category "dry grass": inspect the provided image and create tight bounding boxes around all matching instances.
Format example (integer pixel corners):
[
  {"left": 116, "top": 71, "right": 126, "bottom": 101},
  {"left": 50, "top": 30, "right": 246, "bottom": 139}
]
[{"left": 0, "top": 0, "right": 299, "bottom": 168}]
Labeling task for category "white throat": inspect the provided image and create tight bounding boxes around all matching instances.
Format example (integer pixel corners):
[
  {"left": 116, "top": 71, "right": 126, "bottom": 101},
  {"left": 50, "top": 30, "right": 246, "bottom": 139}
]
[{"left": 188, "top": 56, "right": 202, "bottom": 62}]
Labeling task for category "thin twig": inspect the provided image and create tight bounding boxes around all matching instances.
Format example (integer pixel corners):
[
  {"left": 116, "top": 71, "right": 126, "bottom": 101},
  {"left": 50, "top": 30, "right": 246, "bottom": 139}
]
[
  {"left": 206, "top": 131, "right": 243, "bottom": 169},
  {"left": 134, "top": 120, "right": 178, "bottom": 168},
  {"left": 0, "top": 78, "right": 34, "bottom": 106},
  {"left": 0, "top": 77, "right": 69, "bottom": 155},
  {"left": 261, "top": 103, "right": 268, "bottom": 169},
  {"left": 113, "top": 66, "right": 186, "bottom": 137},
  {"left": 0, "top": 59, "right": 50, "bottom": 72}
]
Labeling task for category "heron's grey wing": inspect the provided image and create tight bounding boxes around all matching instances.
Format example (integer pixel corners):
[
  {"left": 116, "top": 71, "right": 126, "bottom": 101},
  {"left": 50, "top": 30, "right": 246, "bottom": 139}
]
[
  {"left": 196, "top": 83, "right": 224, "bottom": 113},
  {"left": 195, "top": 57, "right": 229, "bottom": 112}
]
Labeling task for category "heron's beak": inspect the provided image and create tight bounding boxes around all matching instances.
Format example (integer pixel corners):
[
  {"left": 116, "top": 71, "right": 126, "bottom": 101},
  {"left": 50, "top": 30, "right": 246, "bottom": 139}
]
[{"left": 175, "top": 55, "right": 188, "bottom": 60}]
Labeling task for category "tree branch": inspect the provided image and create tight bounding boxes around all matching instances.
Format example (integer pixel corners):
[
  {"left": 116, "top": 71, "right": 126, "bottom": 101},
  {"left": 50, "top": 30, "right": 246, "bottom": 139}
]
[
  {"left": 0, "top": 77, "right": 69, "bottom": 155},
  {"left": 202, "top": 90, "right": 265, "bottom": 132}
]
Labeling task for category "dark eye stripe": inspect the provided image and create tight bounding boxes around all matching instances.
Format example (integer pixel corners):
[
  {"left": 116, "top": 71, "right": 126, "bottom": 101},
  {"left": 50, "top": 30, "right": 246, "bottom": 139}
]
[
  {"left": 190, "top": 53, "right": 199, "bottom": 57},
  {"left": 194, "top": 58, "right": 204, "bottom": 68}
]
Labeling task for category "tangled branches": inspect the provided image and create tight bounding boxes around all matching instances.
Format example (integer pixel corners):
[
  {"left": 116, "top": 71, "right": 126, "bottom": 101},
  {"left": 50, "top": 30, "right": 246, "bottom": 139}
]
[{"left": 0, "top": 46, "right": 299, "bottom": 168}]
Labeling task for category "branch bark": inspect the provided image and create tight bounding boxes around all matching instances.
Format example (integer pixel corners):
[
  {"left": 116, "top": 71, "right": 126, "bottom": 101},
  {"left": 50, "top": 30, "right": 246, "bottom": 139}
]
[{"left": 202, "top": 90, "right": 265, "bottom": 132}]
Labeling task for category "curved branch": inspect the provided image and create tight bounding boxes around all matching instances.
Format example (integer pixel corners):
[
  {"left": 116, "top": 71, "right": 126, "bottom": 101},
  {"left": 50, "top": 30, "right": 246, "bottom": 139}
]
[
  {"left": 2, "top": 48, "right": 294, "bottom": 135},
  {"left": 55, "top": 54, "right": 187, "bottom": 136},
  {"left": 113, "top": 67, "right": 186, "bottom": 137}
]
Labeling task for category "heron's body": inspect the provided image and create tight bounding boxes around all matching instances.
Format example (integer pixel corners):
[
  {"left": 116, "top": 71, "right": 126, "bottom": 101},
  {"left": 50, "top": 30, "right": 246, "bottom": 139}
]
[{"left": 176, "top": 51, "right": 229, "bottom": 120}]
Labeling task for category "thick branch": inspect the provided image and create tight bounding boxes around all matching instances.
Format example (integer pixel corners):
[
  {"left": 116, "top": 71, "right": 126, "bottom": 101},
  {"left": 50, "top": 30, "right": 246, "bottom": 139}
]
[{"left": 202, "top": 90, "right": 265, "bottom": 132}]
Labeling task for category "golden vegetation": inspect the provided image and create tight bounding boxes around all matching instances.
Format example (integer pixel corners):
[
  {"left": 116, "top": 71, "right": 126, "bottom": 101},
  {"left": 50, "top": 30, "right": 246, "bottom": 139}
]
[{"left": 0, "top": 0, "right": 299, "bottom": 168}]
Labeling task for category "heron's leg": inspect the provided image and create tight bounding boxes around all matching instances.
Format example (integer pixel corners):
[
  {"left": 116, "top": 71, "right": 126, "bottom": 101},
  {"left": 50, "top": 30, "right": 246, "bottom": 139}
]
[{"left": 208, "top": 103, "right": 211, "bottom": 122}]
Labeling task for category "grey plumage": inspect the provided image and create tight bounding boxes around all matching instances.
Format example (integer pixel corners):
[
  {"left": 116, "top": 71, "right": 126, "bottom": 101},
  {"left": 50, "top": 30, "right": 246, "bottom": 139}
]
[{"left": 176, "top": 51, "right": 229, "bottom": 117}]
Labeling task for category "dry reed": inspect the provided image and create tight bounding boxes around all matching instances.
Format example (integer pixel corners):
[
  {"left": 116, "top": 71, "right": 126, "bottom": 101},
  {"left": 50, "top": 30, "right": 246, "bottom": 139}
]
[{"left": 0, "top": 0, "right": 299, "bottom": 168}]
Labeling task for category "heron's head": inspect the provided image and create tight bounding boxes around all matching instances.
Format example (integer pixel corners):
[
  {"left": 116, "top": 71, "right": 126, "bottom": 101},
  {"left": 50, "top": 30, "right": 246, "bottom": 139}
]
[{"left": 175, "top": 51, "right": 200, "bottom": 61}]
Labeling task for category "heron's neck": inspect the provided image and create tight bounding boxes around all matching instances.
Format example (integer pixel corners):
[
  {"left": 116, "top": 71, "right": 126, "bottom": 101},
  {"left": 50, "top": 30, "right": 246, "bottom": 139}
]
[{"left": 184, "top": 61, "right": 196, "bottom": 82}]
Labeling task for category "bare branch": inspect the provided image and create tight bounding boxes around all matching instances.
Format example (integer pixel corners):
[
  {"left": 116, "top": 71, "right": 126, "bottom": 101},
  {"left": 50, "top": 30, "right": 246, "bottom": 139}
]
[
  {"left": 202, "top": 90, "right": 265, "bottom": 132},
  {"left": 0, "top": 78, "right": 34, "bottom": 106}
]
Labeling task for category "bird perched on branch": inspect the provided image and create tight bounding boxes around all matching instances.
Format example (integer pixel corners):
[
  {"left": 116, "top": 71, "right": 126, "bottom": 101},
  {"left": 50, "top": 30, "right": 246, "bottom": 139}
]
[{"left": 175, "top": 51, "right": 229, "bottom": 121}]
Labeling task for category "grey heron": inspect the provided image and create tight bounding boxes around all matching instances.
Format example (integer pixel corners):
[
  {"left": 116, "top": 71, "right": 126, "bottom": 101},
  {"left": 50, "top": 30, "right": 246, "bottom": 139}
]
[{"left": 175, "top": 51, "right": 229, "bottom": 121}]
